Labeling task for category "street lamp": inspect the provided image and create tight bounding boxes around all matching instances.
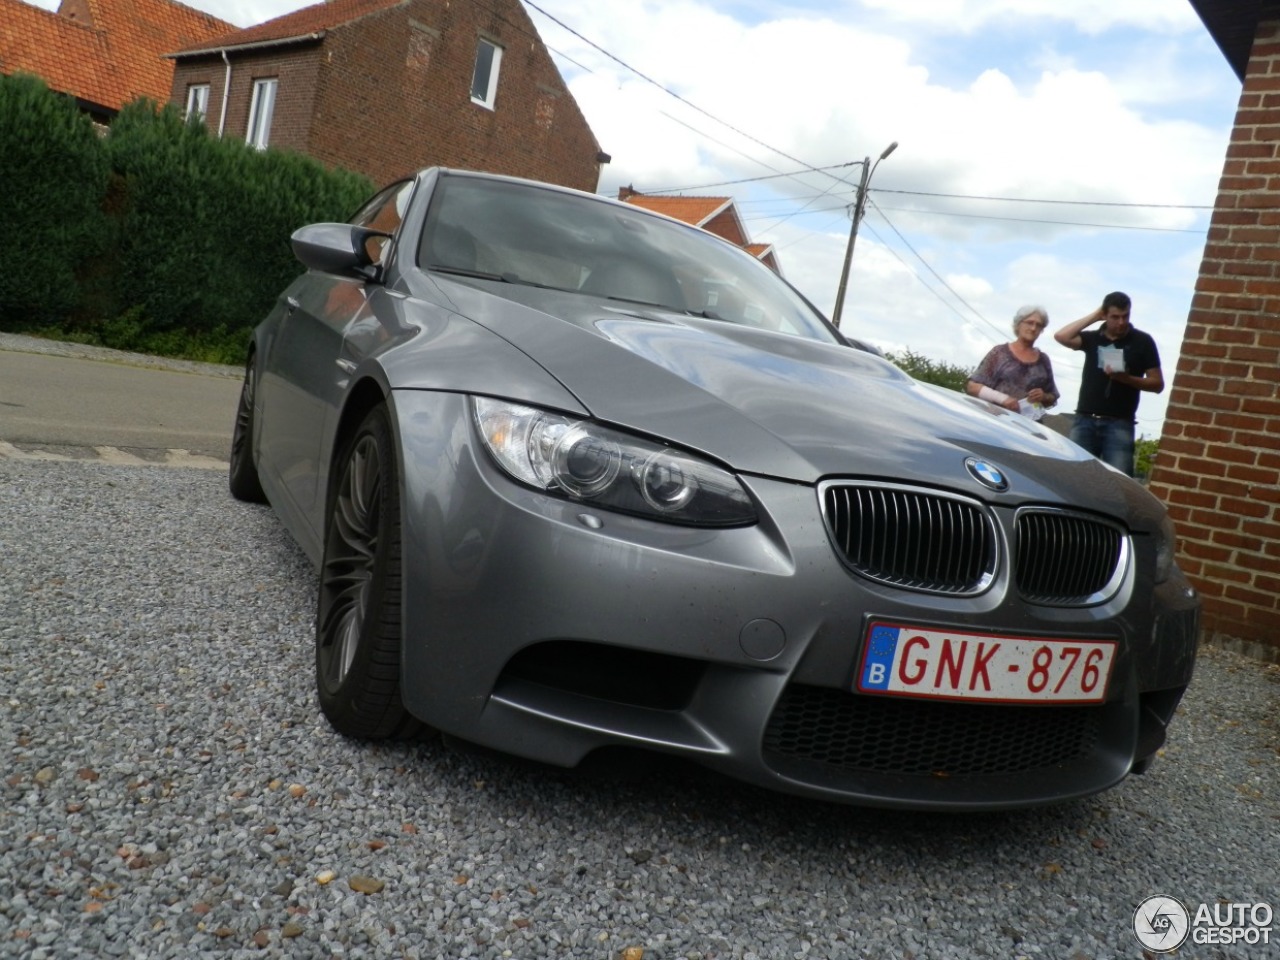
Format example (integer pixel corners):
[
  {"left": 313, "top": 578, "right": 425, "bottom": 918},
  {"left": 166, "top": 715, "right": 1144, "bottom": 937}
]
[{"left": 831, "top": 140, "right": 898, "bottom": 329}]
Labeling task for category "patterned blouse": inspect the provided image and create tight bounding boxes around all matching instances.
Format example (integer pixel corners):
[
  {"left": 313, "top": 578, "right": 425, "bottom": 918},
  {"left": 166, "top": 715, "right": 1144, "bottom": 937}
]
[{"left": 969, "top": 343, "right": 1059, "bottom": 405}]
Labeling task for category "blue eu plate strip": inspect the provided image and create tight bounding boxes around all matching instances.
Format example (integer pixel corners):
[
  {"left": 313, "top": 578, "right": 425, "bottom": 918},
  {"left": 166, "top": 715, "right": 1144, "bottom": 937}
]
[{"left": 861, "top": 624, "right": 900, "bottom": 691}]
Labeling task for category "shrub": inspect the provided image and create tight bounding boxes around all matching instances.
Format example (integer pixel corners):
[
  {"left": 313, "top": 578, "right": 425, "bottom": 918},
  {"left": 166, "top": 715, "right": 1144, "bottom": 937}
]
[
  {"left": 95, "top": 99, "right": 373, "bottom": 349},
  {"left": 885, "top": 348, "right": 971, "bottom": 392},
  {"left": 1135, "top": 436, "right": 1159, "bottom": 482},
  {"left": 0, "top": 73, "right": 109, "bottom": 330}
]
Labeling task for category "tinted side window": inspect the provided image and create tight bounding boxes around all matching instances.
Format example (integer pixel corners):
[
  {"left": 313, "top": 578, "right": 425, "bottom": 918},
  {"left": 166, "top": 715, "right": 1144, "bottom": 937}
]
[{"left": 350, "top": 181, "right": 414, "bottom": 265}]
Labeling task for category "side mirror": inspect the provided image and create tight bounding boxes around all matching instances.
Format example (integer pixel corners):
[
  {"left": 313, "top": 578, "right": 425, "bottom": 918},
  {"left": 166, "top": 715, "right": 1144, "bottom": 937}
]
[{"left": 291, "top": 223, "right": 392, "bottom": 279}]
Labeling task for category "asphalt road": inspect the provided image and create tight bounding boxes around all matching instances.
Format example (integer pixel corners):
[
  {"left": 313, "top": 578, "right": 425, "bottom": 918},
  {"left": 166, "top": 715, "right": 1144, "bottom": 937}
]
[{"left": 0, "top": 334, "right": 241, "bottom": 464}]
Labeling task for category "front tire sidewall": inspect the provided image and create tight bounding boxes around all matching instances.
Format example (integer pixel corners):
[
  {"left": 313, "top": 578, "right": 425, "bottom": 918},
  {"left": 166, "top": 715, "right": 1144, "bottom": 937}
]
[
  {"left": 315, "top": 405, "right": 414, "bottom": 739},
  {"left": 228, "top": 357, "right": 267, "bottom": 503}
]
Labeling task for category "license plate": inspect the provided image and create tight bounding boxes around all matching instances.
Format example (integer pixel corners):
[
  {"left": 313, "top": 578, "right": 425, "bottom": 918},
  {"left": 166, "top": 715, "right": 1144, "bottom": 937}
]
[{"left": 857, "top": 621, "right": 1115, "bottom": 704}]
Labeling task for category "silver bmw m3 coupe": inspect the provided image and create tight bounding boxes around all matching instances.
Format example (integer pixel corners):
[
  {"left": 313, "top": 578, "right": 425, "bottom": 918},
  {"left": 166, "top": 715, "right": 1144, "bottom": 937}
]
[{"left": 230, "top": 167, "right": 1199, "bottom": 811}]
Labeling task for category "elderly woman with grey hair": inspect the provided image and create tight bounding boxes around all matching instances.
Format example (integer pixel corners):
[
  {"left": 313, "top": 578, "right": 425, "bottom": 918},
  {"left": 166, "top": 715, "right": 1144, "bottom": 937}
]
[{"left": 965, "top": 305, "right": 1060, "bottom": 420}]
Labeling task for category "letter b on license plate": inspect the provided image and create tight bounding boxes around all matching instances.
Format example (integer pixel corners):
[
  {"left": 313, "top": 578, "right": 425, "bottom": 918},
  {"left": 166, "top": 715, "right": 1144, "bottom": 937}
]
[{"left": 858, "top": 622, "right": 1114, "bottom": 704}]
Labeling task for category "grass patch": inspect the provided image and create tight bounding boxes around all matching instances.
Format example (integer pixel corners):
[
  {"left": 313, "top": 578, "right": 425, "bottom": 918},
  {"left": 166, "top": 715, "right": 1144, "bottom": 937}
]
[{"left": 17, "top": 310, "right": 248, "bottom": 366}]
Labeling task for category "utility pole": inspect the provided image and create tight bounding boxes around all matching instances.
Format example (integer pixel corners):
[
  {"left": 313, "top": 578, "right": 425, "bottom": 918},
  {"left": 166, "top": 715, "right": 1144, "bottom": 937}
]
[{"left": 831, "top": 141, "right": 897, "bottom": 329}]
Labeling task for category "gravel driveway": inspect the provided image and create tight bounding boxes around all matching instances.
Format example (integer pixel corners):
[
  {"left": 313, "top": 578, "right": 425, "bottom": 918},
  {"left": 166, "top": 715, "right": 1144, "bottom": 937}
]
[{"left": 2, "top": 458, "right": 1277, "bottom": 960}]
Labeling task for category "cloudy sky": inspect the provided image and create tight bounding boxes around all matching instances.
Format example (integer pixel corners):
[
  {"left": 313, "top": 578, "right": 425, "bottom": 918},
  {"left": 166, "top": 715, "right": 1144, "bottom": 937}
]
[{"left": 32, "top": 0, "right": 1244, "bottom": 436}]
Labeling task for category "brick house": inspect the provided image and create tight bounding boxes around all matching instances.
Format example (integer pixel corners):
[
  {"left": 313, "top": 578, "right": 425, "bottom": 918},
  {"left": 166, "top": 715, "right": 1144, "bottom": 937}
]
[
  {"left": 1151, "top": 1, "right": 1280, "bottom": 660},
  {"left": 167, "top": 0, "right": 607, "bottom": 192},
  {"left": 0, "top": 0, "right": 234, "bottom": 124},
  {"left": 617, "top": 187, "right": 783, "bottom": 274}
]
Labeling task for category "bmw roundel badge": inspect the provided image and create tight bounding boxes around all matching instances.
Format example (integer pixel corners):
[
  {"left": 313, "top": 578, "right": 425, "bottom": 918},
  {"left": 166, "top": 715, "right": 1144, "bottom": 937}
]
[{"left": 965, "top": 457, "right": 1008, "bottom": 492}]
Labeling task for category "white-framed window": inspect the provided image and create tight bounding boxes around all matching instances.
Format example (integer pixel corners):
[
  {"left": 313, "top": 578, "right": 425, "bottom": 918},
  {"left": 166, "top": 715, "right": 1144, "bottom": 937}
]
[
  {"left": 185, "top": 83, "right": 210, "bottom": 122},
  {"left": 470, "top": 39, "right": 503, "bottom": 109},
  {"left": 246, "top": 78, "right": 278, "bottom": 149}
]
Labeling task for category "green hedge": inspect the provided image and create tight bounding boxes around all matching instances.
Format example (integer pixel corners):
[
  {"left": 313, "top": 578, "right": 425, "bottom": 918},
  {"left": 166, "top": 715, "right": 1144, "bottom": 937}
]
[
  {"left": 0, "top": 78, "right": 374, "bottom": 361},
  {"left": 0, "top": 73, "right": 109, "bottom": 330}
]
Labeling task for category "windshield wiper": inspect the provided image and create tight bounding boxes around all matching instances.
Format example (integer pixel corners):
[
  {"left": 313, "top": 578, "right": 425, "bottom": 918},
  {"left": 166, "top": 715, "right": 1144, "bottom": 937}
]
[
  {"left": 600, "top": 294, "right": 684, "bottom": 311},
  {"left": 430, "top": 265, "right": 567, "bottom": 291},
  {"left": 430, "top": 265, "right": 505, "bottom": 281},
  {"left": 591, "top": 295, "right": 734, "bottom": 319},
  {"left": 430, "top": 263, "right": 509, "bottom": 281}
]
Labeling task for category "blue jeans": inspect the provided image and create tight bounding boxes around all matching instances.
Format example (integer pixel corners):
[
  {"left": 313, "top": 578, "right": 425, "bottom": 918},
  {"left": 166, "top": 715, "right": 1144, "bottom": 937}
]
[{"left": 1069, "top": 415, "right": 1135, "bottom": 476}]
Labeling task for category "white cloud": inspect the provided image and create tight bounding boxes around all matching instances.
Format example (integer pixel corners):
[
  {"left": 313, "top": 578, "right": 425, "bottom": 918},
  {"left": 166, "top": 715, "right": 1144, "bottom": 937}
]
[
  {"left": 20, "top": 0, "right": 1239, "bottom": 436},
  {"left": 203, "top": 0, "right": 306, "bottom": 25},
  {"left": 855, "top": 0, "right": 1202, "bottom": 35},
  {"left": 564, "top": 7, "right": 1226, "bottom": 255}
]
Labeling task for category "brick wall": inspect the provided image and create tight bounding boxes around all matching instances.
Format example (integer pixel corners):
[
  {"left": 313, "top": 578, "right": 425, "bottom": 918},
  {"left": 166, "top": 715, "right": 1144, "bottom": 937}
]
[
  {"left": 173, "top": 44, "right": 323, "bottom": 151},
  {"left": 1148, "top": 17, "right": 1280, "bottom": 662},
  {"left": 170, "top": 0, "right": 601, "bottom": 193},
  {"left": 702, "top": 208, "right": 747, "bottom": 247}
]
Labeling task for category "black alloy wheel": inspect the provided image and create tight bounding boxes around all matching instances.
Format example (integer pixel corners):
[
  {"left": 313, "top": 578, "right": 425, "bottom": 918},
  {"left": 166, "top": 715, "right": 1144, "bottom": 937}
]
[
  {"left": 228, "top": 356, "right": 267, "bottom": 503},
  {"left": 315, "top": 404, "right": 420, "bottom": 739}
]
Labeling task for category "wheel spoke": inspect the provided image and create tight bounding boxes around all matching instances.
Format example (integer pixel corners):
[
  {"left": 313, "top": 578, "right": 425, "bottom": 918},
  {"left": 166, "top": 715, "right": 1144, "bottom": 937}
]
[
  {"left": 314, "top": 406, "right": 413, "bottom": 739},
  {"left": 332, "top": 493, "right": 375, "bottom": 565},
  {"left": 318, "top": 432, "right": 385, "bottom": 690},
  {"left": 331, "top": 607, "right": 361, "bottom": 686}
]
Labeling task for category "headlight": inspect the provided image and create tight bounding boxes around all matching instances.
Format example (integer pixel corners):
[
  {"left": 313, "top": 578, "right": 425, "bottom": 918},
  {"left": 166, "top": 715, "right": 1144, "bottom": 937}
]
[
  {"left": 1154, "top": 513, "right": 1176, "bottom": 584},
  {"left": 473, "top": 397, "right": 757, "bottom": 526}
]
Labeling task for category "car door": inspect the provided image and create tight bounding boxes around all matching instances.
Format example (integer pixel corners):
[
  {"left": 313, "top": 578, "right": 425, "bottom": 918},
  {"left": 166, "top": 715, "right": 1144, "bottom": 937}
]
[{"left": 257, "top": 181, "right": 413, "bottom": 547}]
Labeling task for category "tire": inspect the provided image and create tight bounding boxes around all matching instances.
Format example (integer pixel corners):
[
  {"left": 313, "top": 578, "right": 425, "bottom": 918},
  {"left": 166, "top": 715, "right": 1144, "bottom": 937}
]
[
  {"left": 315, "top": 404, "right": 421, "bottom": 739},
  {"left": 228, "top": 357, "right": 267, "bottom": 503}
]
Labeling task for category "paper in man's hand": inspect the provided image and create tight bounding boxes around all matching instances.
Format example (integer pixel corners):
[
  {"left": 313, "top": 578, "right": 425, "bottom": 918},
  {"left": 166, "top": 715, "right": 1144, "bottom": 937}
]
[{"left": 1097, "top": 345, "right": 1124, "bottom": 372}]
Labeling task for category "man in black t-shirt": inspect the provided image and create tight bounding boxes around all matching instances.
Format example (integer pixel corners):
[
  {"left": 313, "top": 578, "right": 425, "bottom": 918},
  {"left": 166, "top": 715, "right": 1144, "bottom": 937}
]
[{"left": 1053, "top": 291, "right": 1164, "bottom": 477}]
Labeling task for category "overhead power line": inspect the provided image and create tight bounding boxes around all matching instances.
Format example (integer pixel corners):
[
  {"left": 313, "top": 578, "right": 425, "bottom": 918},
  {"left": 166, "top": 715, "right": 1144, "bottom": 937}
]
[
  {"left": 655, "top": 110, "right": 791, "bottom": 181},
  {"left": 463, "top": 0, "right": 594, "bottom": 72},
  {"left": 650, "top": 161, "right": 866, "bottom": 195},
  {"left": 875, "top": 188, "right": 1212, "bottom": 210},
  {"left": 520, "top": 1, "right": 1194, "bottom": 354},
  {"left": 724, "top": 196, "right": 1207, "bottom": 234},
  {"left": 856, "top": 219, "right": 1004, "bottom": 343},
  {"left": 523, "top": 0, "right": 851, "bottom": 188},
  {"left": 874, "top": 206, "right": 1205, "bottom": 233},
  {"left": 863, "top": 199, "right": 1006, "bottom": 341},
  {"left": 650, "top": 167, "right": 1214, "bottom": 213}
]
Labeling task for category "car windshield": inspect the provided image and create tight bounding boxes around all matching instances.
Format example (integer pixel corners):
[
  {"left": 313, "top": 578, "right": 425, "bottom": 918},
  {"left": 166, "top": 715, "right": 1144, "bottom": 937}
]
[{"left": 418, "top": 174, "right": 837, "bottom": 343}]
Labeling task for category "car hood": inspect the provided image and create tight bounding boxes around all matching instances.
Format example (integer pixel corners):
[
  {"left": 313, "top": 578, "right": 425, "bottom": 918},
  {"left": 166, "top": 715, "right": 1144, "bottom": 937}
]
[{"left": 417, "top": 278, "right": 1155, "bottom": 518}]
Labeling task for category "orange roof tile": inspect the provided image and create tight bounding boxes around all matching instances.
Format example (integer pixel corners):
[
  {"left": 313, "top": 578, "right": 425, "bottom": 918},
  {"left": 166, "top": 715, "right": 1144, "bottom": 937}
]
[
  {"left": 621, "top": 193, "right": 732, "bottom": 228},
  {"left": 175, "top": 0, "right": 407, "bottom": 55},
  {"left": 0, "top": 0, "right": 235, "bottom": 112},
  {"left": 746, "top": 242, "right": 782, "bottom": 274},
  {"left": 621, "top": 190, "right": 781, "bottom": 273}
]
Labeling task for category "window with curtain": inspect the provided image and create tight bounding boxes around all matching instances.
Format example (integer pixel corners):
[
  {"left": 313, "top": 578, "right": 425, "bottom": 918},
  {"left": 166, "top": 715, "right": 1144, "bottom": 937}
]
[
  {"left": 247, "top": 78, "right": 278, "bottom": 149},
  {"left": 185, "top": 84, "right": 210, "bottom": 122}
]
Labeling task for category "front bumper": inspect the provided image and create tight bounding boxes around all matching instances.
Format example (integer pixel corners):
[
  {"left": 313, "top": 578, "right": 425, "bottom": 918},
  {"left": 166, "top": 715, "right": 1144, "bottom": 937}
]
[{"left": 393, "top": 390, "right": 1199, "bottom": 810}]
